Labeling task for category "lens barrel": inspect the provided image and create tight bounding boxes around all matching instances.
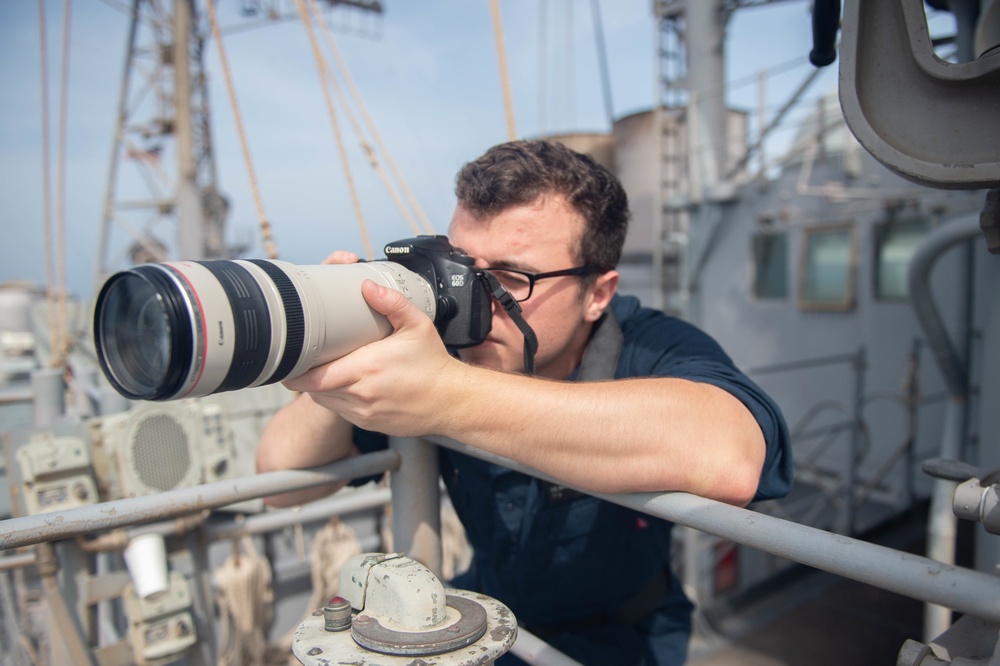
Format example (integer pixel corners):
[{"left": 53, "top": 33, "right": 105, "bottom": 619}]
[{"left": 94, "top": 259, "right": 436, "bottom": 400}]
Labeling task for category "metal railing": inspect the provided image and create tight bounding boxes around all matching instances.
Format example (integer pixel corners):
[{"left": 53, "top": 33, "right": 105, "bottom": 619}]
[
  {"left": 1, "top": 430, "right": 999, "bottom": 664},
  {"left": 5, "top": 435, "right": 997, "bottom": 621}
]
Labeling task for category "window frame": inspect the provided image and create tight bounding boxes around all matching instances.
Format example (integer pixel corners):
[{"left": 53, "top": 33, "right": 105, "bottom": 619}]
[
  {"left": 872, "top": 215, "right": 931, "bottom": 302},
  {"left": 797, "top": 222, "right": 857, "bottom": 312},
  {"left": 750, "top": 231, "right": 789, "bottom": 301}
]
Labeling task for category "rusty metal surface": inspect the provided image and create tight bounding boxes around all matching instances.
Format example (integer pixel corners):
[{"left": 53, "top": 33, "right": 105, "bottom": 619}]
[
  {"left": 352, "top": 595, "right": 488, "bottom": 656},
  {"left": 293, "top": 588, "right": 516, "bottom": 666}
]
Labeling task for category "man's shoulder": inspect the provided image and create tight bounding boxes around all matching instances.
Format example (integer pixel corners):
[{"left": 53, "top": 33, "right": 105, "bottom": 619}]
[{"left": 610, "top": 294, "right": 726, "bottom": 358}]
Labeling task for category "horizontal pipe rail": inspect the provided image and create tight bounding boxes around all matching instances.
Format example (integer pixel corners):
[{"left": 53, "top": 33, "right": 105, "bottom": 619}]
[
  {"left": 745, "top": 351, "right": 860, "bottom": 376},
  {"left": 0, "top": 551, "right": 35, "bottom": 572},
  {"left": 205, "top": 485, "right": 392, "bottom": 541},
  {"left": 0, "top": 450, "right": 399, "bottom": 550},
  {"left": 428, "top": 436, "right": 1000, "bottom": 623}
]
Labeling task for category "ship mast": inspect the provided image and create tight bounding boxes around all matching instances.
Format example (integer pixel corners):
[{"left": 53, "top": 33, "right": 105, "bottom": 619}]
[
  {"left": 95, "top": 0, "right": 382, "bottom": 288},
  {"left": 653, "top": 0, "right": 793, "bottom": 318},
  {"left": 653, "top": 0, "right": 733, "bottom": 316}
]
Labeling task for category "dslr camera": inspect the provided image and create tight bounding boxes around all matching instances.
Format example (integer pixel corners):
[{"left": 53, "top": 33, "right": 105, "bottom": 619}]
[{"left": 94, "top": 236, "right": 492, "bottom": 401}]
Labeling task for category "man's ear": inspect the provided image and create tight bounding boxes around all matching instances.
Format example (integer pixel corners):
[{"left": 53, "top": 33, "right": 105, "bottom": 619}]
[{"left": 584, "top": 270, "right": 619, "bottom": 322}]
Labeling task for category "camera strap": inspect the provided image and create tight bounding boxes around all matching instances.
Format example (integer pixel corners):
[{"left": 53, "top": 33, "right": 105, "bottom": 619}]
[{"left": 482, "top": 272, "right": 539, "bottom": 374}]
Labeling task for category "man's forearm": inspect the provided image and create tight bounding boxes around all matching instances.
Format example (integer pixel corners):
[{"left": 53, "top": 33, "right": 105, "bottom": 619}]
[
  {"left": 256, "top": 392, "right": 359, "bottom": 507},
  {"left": 438, "top": 368, "right": 766, "bottom": 506}
]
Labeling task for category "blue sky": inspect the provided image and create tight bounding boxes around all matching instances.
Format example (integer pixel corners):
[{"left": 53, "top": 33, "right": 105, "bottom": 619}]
[{"left": 0, "top": 1, "right": 861, "bottom": 297}]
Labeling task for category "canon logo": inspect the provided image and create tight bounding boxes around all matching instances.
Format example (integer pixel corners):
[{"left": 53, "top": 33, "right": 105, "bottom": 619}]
[{"left": 385, "top": 246, "right": 411, "bottom": 254}]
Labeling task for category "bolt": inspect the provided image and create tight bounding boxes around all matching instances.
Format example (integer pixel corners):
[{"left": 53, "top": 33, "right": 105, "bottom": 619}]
[
  {"left": 447, "top": 625, "right": 461, "bottom": 634},
  {"left": 323, "top": 596, "right": 352, "bottom": 632},
  {"left": 355, "top": 614, "right": 372, "bottom": 625},
  {"left": 307, "top": 647, "right": 323, "bottom": 656},
  {"left": 73, "top": 482, "right": 89, "bottom": 501}
]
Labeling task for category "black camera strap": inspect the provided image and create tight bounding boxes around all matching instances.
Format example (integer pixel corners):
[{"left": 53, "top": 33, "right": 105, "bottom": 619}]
[{"left": 482, "top": 272, "right": 539, "bottom": 375}]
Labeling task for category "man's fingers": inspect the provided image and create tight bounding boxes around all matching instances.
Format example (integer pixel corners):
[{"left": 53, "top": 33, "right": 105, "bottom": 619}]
[
  {"left": 361, "top": 279, "right": 428, "bottom": 331},
  {"left": 322, "top": 250, "right": 360, "bottom": 265}
]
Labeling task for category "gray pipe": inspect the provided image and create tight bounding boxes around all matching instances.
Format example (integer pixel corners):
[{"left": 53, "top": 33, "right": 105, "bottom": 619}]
[
  {"left": 428, "top": 436, "right": 1000, "bottom": 623},
  {"left": 389, "top": 437, "right": 442, "bottom": 577},
  {"left": 906, "top": 213, "right": 981, "bottom": 639},
  {"left": 206, "top": 486, "right": 392, "bottom": 541},
  {"left": 906, "top": 214, "right": 978, "bottom": 397},
  {"left": 0, "top": 450, "right": 399, "bottom": 550},
  {"left": 509, "top": 627, "right": 584, "bottom": 666},
  {"left": 31, "top": 368, "right": 65, "bottom": 428}
]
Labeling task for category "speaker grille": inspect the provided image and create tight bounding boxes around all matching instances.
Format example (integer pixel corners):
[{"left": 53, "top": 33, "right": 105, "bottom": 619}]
[{"left": 130, "top": 414, "right": 192, "bottom": 491}]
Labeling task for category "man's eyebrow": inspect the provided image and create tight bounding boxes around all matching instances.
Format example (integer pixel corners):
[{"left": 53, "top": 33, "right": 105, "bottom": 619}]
[{"left": 484, "top": 258, "right": 540, "bottom": 272}]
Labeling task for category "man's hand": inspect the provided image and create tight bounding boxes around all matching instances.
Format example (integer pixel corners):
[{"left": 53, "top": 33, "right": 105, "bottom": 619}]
[{"left": 282, "top": 278, "right": 467, "bottom": 437}]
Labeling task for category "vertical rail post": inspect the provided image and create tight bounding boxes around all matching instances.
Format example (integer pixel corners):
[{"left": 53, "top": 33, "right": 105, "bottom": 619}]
[
  {"left": 32, "top": 367, "right": 65, "bottom": 428},
  {"left": 843, "top": 346, "right": 867, "bottom": 535},
  {"left": 388, "top": 437, "right": 441, "bottom": 577}
]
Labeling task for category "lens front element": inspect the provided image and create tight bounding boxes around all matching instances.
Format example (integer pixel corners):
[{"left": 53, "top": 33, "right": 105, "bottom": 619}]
[{"left": 95, "top": 270, "right": 188, "bottom": 399}]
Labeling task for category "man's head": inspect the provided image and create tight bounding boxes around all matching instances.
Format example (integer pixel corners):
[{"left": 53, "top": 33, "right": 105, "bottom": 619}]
[
  {"left": 454, "top": 140, "right": 630, "bottom": 271},
  {"left": 448, "top": 140, "right": 630, "bottom": 379}
]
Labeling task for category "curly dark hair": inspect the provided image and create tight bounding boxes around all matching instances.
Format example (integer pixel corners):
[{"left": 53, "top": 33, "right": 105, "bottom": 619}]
[{"left": 454, "top": 140, "right": 630, "bottom": 270}]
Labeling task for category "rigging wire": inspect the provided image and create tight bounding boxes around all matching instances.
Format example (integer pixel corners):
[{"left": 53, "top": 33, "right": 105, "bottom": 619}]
[
  {"left": 308, "top": 0, "right": 434, "bottom": 235},
  {"left": 590, "top": 0, "right": 614, "bottom": 128},
  {"left": 37, "top": 0, "right": 58, "bottom": 366},
  {"left": 37, "top": 0, "right": 73, "bottom": 368},
  {"left": 565, "top": 0, "right": 574, "bottom": 129},
  {"left": 54, "top": 0, "right": 72, "bottom": 367},
  {"left": 490, "top": 0, "right": 518, "bottom": 141},
  {"left": 204, "top": 0, "right": 279, "bottom": 260},
  {"left": 537, "top": 0, "right": 547, "bottom": 138},
  {"left": 307, "top": 0, "right": 427, "bottom": 237},
  {"left": 293, "top": 0, "right": 374, "bottom": 259}
]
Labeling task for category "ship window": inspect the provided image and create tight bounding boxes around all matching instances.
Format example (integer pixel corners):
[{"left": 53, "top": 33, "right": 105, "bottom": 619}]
[
  {"left": 874, "top": 216, "right": 930, "bottom": 300},
  {"left": 751, "top": 233, "right": 788, "bottom": 299},
  {"left": 799, "top": 225, "right": 855, "bottom": 310}
]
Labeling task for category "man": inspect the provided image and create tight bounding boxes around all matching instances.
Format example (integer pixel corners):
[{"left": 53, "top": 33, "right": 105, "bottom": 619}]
[{"left": 257, "top": 140, "right": 791, "bottom": 664}]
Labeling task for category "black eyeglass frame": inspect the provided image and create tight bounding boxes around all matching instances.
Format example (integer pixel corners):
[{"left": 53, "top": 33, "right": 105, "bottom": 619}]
[{"left": 483, "top": 265, "right": 605, "bottom": 302}]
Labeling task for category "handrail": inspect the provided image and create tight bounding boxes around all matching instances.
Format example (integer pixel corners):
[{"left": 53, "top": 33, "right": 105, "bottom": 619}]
[
  {"left": 3, "top": 429, "right": 998, "bottom": 629},
  {"left": 0, "top": 449, "right": 399, "bottom": 550},
  {"left": 744, "top": 350, "right": 860, "bottom": 376},
  {"left": 426, "top": 435, "right": 1000, "bottom": 624}
]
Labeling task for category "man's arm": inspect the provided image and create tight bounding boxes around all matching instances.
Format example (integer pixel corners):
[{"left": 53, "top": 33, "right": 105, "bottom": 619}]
[
  {"left": 436, "top": 373, "right": 765, "bottom": 505},
  {"left": 283, "top": 281, "right": 766, "bottom": 507},
  {"left": 255, "top": 391, "right": 360, "bottom": 507}
]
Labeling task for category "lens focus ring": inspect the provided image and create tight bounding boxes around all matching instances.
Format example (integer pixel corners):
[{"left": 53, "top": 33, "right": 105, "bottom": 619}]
[{"left": 249, "top": 260, "right": 306, "bottom": 385}]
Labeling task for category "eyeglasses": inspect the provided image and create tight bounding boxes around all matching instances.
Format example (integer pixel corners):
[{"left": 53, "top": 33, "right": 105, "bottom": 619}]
[{"left": 484, "top": 265, "right": 603, "bottom": 302}]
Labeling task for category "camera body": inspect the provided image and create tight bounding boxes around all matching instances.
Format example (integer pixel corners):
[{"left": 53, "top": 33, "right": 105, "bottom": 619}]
[{"left": 384, "top": 235, "right": 491, "bottom": 348}]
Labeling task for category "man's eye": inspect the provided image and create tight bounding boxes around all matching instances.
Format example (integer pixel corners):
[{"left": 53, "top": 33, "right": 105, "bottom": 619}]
[{"left": 494, "top": 271, "right": 529, "bottom": 289}]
